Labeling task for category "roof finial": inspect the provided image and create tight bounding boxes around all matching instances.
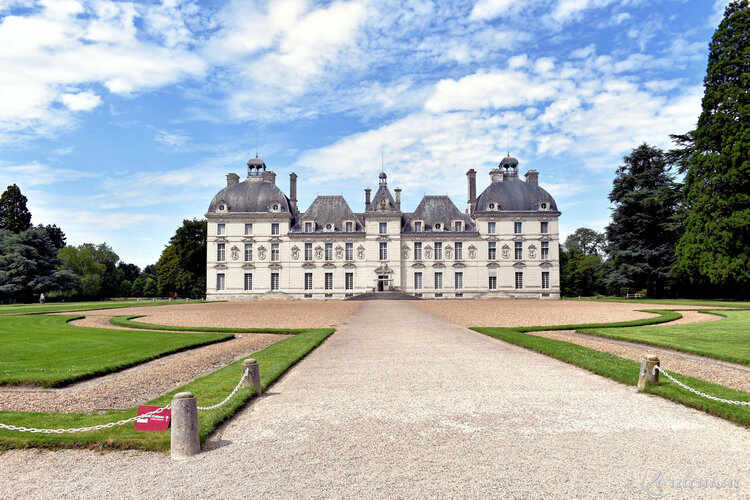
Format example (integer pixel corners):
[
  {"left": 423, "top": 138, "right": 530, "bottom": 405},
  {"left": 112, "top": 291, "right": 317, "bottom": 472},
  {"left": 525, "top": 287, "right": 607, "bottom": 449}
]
[
  {"left": 507, "top": 129, "right": 510, "bottom": 157},
  {"left": 381, "top": 143, "right": 384, "bottom": 173},
  {"left": 255, "top": 129, "right": 258, "bottom": 158}
]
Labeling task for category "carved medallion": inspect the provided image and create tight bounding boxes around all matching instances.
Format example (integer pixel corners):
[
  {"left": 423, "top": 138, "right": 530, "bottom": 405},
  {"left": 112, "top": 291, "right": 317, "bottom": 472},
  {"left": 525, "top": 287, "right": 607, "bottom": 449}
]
[
  {"left": 425, "top": 244, "right": 433, "bottom": 260},
  {"left": 314, "top": 246, "right": 323, "bottom": 260},
  {"left": 230, "top": 245, "right": 240, "bottom": 260},
  {"left": 356, "top": 245, "right": 366, "bottom": 260},
  {"left": 468, "top": 244, "right": 477, "bottom": 260},
  {"left": 335, "top": 245, "right": 344, "bottom": 260},
  {"left": 445, "top": 245, "right": 453, "bottom": 260},
  {"left": 402, "top": 245, "right": 410, "bottom": 259},
  {"left": 502, "top": 244, "right": 510, "bottom": 260},
  {"left": 528, "top": 244, "right": 537, "bottom": 260},
  {"left": 257, "top": 245, "right": 267, "bottom": 260},
  {"left": 291, "top": 245, "right": 300, "bottom": 260}
]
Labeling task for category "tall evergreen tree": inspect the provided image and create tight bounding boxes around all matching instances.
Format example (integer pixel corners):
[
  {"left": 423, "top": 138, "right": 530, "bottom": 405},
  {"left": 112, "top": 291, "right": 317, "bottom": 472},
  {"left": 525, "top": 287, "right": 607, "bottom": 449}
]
[
  {"left": 604, "top": 144, "right": 682, "bottom": 297},
  {"left": 676, "top": 0, "right": 750, "bottom": 292},
  {"left": 0, "top": 184, "right": 32, "bottom": 233}
]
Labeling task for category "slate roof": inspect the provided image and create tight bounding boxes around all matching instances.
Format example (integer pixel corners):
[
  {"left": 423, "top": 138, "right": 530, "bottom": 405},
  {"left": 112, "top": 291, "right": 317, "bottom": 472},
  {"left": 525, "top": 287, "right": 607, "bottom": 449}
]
[
  {"left": 368, "top": 184, "right": 398, "bottom": 212},
  {"left": 208, "top": 176, "right": 292, "bottom": 214},
  {"left": 292, "top": 195, "right": 363, "bottom": 232},
  {"left": 475, "top": 173, "right": 558, "bottom": 213},
  {"left": 403, "top": 195, "right": 475, "bottom": 232}
]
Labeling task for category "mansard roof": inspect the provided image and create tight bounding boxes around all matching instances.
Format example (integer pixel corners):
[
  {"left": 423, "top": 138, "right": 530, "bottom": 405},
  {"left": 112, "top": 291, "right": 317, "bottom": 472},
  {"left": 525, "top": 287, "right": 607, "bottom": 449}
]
[
  {"left": 404, "top": 195, "right": 475, "bottom": 232},
  {"left": 475, "top": 174, "right": 558, "bottom": 213},
  {"left": 292, "top": 195, "right": 363, "bottom": 232},
  {"left": 368, "top": 184, "right": 398, "bottom": 212},
  {"left": 208, "top": 176, "right": 292, "bottom": 214}
]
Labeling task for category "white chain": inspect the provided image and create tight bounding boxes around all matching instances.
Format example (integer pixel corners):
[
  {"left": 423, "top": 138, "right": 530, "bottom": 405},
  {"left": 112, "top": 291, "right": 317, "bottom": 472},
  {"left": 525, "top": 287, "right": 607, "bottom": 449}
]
[
  {"left": 0, "top": 405, "right": 171, "bottom": 434},
  {"left": 654, "top": 366, "right": 750, "bottom": 406},
  {"left": 197, "top": 369, "right": 250, "bottom": 411}
]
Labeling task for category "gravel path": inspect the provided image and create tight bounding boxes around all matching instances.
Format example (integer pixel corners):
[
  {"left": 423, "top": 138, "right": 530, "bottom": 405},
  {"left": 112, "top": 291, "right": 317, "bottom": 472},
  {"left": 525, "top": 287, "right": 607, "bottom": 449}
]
[
  {"left": 2, "top": 301, "right": 748, "bottom": 499},
  {"left": 0, "top": 334, "right": 287, "bottom": 413}
]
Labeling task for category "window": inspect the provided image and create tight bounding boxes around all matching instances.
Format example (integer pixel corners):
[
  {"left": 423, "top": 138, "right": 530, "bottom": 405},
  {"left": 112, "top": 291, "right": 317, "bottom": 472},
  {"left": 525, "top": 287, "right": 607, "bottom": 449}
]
[
  {"left": 305, "top": 222, "right": 313, "bottom": 233},
  {"left": 414, "top": 221, "right": 422, "bottom": 232},
  {"left": 216, "top": 273, "right": 225, "bottom": 291},
  {"left": 454, "top": 221, "right": 462, "bottom": 231},
  {"left": 515, "top": 272, "right": 523, "bottom": 289},
  {"left": 217, "top": 243, "right": 225, "bottom": 261},
  {"left": 345, "top": 221, "right": 353, "bottom": 232},
  {"left": 454, "top": 242, "right": 462, "bottom": 260},
  {"left": 434, "top": 272, "right": 443, "bottom": 290},
  {"left": 244, "top": 244, "right": 253, "bottom": 261},
  {"left": 489, "top": 275, "right": 497, "bottom": 290},
  {"left": 542, "top": 271, "right": 550, "bottom": 289},
  {"left": 325, "top": 223, "right": 332, "bottom": 231},
  {"left": 414, "top": 272, "right": 423, "bottom": 290},
  {"left": 325, "top": 272, "right": 333, "bottom": 290},
  {"left": 488, "top": 203, "right": 495, "bottom": 210},
  {"left": 345, "top": 272, "right": 353, "bottom": 290},
  {"left": 271, "top": 272, "right": 279, "bottom": 291},
  {"left": 379, "top": 222, "right": 387, "bottom": 234},
  {"left": 515, "top": 241, "right": 523, "bottom": 260},
  {"left": 271, "top": 243, "right": 279, "bottom": 262},
  {"left": 379, "top": 242, "right": 387, "bottom": 260},
  {"left": 540, "top": 221, "right": 549, "bottom": 234},
  {"left": 455, "top": 272, "right": 463, "bottom": 290},
  {"left": 434, "top": 223, "right": 442, "bottom": 230},
  {"left": 244, "top": 273, "right": 252, "bottom": 291},
  {"left": 488, "top": 241, "right": 496, "bottom": 260},
  {"left": 217, "top": 223, "right": 225, "bottom": 235},
  {"left": 324, "top": 243, "right": 333, "bottom": 261},
  {"left": 414, "top": 242, "right": 422, "bottom": 260},
  {"left": 304, "top": 272, "right": 313, "bottom": 291},
  {"left": 514, "top": 221, "right": 522, "bottom": 234},
  {"left": 345, "top": 242, "right": 353, "bottom": 261},
  {"left": 305, "top": 243, "right": 312, "bottom": 261},
  {"left": 541, "top": 241, "right": 549, "bottom": 260},
  {"left": 271, "top": 223, "right": 279, "bottom": 235},
  {"left": 244, "top": 223, "right": 253, "bottom": 235},
  {"left": 434, "top": 242, "right": 442, "bottom": 260},
  {"left": 488, "top": 222, "right": 496, "bottom": 234}
]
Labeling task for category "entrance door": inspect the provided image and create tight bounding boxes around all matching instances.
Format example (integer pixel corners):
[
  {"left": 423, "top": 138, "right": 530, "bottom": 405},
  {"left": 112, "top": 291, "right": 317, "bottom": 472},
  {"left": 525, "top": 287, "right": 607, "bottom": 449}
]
[{"left": 377, "top": 275, "right": 387, "bottom": 292}]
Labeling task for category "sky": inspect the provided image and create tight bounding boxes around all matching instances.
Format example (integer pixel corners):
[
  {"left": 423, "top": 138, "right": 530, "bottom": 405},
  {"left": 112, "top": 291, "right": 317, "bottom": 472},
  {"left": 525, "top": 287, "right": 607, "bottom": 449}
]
[{"left": 0, "top": 0, "right": 731, "bottom": 269}]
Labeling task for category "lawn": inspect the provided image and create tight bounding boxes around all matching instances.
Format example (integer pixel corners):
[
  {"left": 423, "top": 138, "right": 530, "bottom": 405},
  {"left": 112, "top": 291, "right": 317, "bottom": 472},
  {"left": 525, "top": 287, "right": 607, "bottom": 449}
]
[
  {"left": 565, "top": 297, "right": 750, "bottom": 308},
  {"left": 0, "top": 315, "right": 233, "bottom": 387},
  {"left": 0, "top": 299, "right": 191, "bottom": 316},
  {"left": 110, "top": 315, "right": 307, "bottom": 334},
  {"left": 579, "top": 310, "right": 750, "bottom": 365}
]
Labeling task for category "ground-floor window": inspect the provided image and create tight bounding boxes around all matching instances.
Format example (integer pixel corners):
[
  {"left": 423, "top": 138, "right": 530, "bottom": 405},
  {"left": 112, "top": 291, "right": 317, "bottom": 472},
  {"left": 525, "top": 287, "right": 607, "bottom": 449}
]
[
  {"left": 488, "top": 275, "right": 497, "bottom": 290},
  {"left": 434, "top": 272, "right": 443, "bottom": 290},
  {"left": 345, "top": 272, "right": 353, "bottom": 290},
  {"left": 455, "top": 272, "right": 463, "bottom": 290},
  {"left": 414, "top": 272, "right": 423, "bottom": 290},
  {"left": 542, "top": 271, "right": 550, "bottom": 289},
  {"left": 325, "top": 272, "right": 333, "bottom": 290},
  {"left": 244, "top": 273, "right": 252, "bottom": 291},
  {"left": 216, "top": 273, "right": 225, "bottom": 291},
  {"left": 515, "top": 271, "right": 523, "bottom": 289},
  {"left": 304, "top": 272, "right": 313, "bottom": 290},
  {"left": 271, "top": 272, "right": 279, "bottom": 291}
]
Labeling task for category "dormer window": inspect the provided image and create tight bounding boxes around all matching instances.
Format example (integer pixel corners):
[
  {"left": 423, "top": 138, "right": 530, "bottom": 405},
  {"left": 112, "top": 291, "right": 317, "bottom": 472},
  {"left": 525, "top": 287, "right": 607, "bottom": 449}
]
[
  {"left": 540, "top": 202, "right": 548, "bottom": 210},
  {"left": 270, "top": 202, "right": 281, "bottom": 213},
  {"left": 487, "top": 202, "right": 496, "bottom": 210},
  {"left": 305, "top": 222, "right": 313, "bottom": 233},
  {"left": 434, "top": 223, "right": 442, "bottom": 231},
  {"left": 345, "top": 221, "right": 354, "bottom": 232},
  {"left": 414, "top": 221, "right": 422, "bottom": 232},
  {"left": 325, "top": 223, "right": 334, "bottom": 231},
  {"left": 453, "top": 221, "right": 462, "bottom": 232},
  {"left": 218, "top": 204, "right": 225, "bottom": 211}
]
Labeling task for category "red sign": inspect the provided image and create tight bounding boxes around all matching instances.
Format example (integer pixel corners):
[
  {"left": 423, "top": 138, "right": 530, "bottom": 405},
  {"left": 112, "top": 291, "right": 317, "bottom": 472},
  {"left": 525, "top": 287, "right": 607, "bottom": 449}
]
[{"left": 134, "top": 406, "right": 171, "bottom": 432}]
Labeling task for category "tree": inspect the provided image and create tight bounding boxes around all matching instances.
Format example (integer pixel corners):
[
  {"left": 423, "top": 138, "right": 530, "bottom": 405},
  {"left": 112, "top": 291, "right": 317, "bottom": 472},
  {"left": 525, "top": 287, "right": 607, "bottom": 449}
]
[
  {"left": 58, "top": 243, "right": 122, "bottom": 299},
  {"left": 156, "top": 219, "right": 206, "bottom": 298},
  {"left": 676, "top": 0, "right": 750, "bottom": 293},
  {"left": 564, "top": 228, "right": 605, "bottom": 256},
  {"left": 0, "top": 184, "right": 32, "bottom": 233},
  {"left": 157, "top": 244, "right": 179, "bottom": 295},
  {"left": 560, "top": 227, "right": 606, "bottom": 296},
  {"left": 604, "top": 144, "right": 683, "bottom": 297}
]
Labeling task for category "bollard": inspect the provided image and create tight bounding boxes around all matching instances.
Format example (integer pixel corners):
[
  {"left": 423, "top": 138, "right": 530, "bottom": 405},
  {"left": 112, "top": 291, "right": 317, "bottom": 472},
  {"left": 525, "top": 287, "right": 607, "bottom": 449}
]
[
  {"left": 637, "top": 355, "right": 660, "bottom": 392},
  {"left": 171, "top": 392, "right": 200, "bottom": 460},
  {"left": 242, "top": 358, "right": 262, "bottom": 396}
]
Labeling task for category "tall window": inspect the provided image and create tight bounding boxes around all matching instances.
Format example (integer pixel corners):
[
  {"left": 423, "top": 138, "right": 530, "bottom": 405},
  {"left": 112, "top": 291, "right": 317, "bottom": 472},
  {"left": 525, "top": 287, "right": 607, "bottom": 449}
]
[
  {"left": 542, "top": 271, "right": 550, "bottom": 289},
  {"left": 515, "top": 272, "right": 523, "bottom": 289},
  {"left": 414, "top": 272, "right": 423, "bottom": 290},
  {"left": 325, "top": 272, "right": 333, "bottom": 290},
  {"left": 454, "top": 221, "right": 462, "bottom": 231},
  {"left": 345, "top": 272, "right": 353, "bottom": 290},
  {"left": 244, "top": 273, "right": 252, "bottom": 291},
  {"left": 217, "top": 243, "right": 225, "bottom": 261},
  {"left": 244, "top": 223, "right": 253, "bottom": 235},
  {"left": 305, "top": 243, "right": 313, "bottom": 261},
  {"left": 216, "top": 273, "right": 225, "bottom": 291},
  {"left": 271, "top": 243, "right": 279, "bottom": 261},
  {"left": 305, "top": 222, "right": 313, "bottom": 233},
  {"left": 515, "top": 241, "right": 523, "bottom": 260},
  {"left": 379, "top": 242, "right": 387, "bottom": 260},
  {"left": 454, "top": 242, "right": 462, "bottom": 260},
  {"left": 217, "top": 223, "right": 225, "bottom": 235},
  {"left": 379, "top": 222, "right": 387, "bottom": 234},
  {"left": 304, "top": 272, "right": 313, "bottom": 290},
  {"left": 540, "top": 221, "right": 549, "bottom": 234},
  {"left": 434, "top": 242, "right": 442, "bottom": 260},
  {"left": 271, "top": 223, "right": 279, "bottom": 235},
  {"left": 455, "top": 272, "right": 463, "bottom": 290},
  {"left": 434, "top": 272, "right": 443, "bottom": 290},
  {"left": 541, "top": 241, "right": 549, "bottom": 260},
  {"left": 488, "top": 241, "right": 496, "bottom": 260},
  {"left": 488, "top": 222, "right": 496, "bottom": 234},
  {"left": 345, "top": 221, "right": 353, "bottom": 232},
  {"left": 514, "top": 221, "right": 522, "bottom": 234},
  {"left": 271, "top": 272, "right": 279, "bottom": 291},
  {"left": 244, "top": 243, "right": 253, "bottom": 261},
  {"left": 325, "top": 242, "right": 333, "bottom": 261},
  {"left": 414, "top": 221, "right": 422, "bottom": 232},
  {"left": 345, "top": 242, "right": 353, "bottom": 261},
  {"left": 489, "top": 275, "right": 497, "bottom": 290},
  {"left": 414, "top": 242, "right": 422, "bottom": 260}
]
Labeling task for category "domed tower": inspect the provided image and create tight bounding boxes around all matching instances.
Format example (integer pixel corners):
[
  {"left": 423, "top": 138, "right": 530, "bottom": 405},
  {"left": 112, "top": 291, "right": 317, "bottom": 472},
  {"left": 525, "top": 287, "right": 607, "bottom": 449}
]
[{"left": 471, "top": 155, "right": 557, "bottom": 214}]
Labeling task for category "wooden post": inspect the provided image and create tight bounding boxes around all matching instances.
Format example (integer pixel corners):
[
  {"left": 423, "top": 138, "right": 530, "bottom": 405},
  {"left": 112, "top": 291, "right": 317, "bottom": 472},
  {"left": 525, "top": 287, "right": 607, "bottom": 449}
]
[
  {"left": 171, "top": 392, "right": 200, "bottom": 460},
  {"left": 242, "top": 358, "right": 262, "bottom": 396},
  {"left": 637, "top": 355, "right": 660, "bottom": 392}
]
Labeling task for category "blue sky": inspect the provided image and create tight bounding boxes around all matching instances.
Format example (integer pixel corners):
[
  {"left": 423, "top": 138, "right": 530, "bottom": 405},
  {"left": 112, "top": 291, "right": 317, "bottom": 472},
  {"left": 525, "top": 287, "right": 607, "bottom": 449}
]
[{"left": 0, "top": 0, "right": 729, "bottom": 268}]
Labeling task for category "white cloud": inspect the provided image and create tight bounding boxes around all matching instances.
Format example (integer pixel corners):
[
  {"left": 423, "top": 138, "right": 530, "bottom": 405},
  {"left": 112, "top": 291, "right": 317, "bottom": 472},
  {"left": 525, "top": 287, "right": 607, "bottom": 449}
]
[
  {"left": 61, "top": 91, "right": 101, "bottom": 111},
  {"left": 469, "top": 0, "right": 518, "bottom": 20},
  {"left": 0, "top": 163, "right": 99, "bottom": 187},
  {"left": 155, "top": 130, "right": 191, "bottom": 150}
]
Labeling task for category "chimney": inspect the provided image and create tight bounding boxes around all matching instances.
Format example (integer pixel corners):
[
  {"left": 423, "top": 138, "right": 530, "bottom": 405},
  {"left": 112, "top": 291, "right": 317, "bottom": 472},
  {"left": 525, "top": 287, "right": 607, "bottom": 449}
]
[
  {"left": 226, "top": 173, "right": 240, "bottom": 186},
  {"left": 490, "top": 168, "right": 503, "bottom": 183},
  {"left": 466, "top": 169, "right": 477, "bottom": 213},
  {"left": 289, "top": 172, "right": 298, "bottom": 211},
  {"left": 365, "top": 188, "right": 371, "bottom": 210},
  {"left": 525, "top": 170, "right": 539, "bottom": 185},
  {"left": 394, "top": 188, "right": 401, "bottom": 211},
  {"left": 262, "top": 170, "right": 276, "bottom": 185}
]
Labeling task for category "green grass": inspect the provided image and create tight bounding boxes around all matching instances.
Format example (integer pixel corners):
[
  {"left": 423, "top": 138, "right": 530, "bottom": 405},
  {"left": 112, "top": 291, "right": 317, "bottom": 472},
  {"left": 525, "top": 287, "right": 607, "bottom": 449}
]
[
  {"left": 472, "top": 327, "right": 750, "bottom": 427},
  {"left": 578, "top": 310, "right": 750, "bottom": 365},
  {"left": 516, "top": 309, "right": 683, "bottom": 331},
  {"left": 0, "top": 328, "right": 334, "bottom": 451},
  {"left": 0, "top": 315, "right": 233, "bottom": 387},
  {"left": 110, "top": 315, "right": 306, "bottom": 334},
  {"left": 564, "top": 297, "right": 750, "bottom": 308},
  {"left": 0, "top": 299, "right": 197, "bottom": 316}
]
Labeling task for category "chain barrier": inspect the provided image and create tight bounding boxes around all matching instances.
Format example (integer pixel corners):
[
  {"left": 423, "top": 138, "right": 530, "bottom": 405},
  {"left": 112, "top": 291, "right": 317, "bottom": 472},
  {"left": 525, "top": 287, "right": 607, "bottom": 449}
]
[
  {"left": 0, "top": 367, "right": 253, "bottom": 433},
  {"left": 654, "top": 366, "right": 750, "bottom": 406}
]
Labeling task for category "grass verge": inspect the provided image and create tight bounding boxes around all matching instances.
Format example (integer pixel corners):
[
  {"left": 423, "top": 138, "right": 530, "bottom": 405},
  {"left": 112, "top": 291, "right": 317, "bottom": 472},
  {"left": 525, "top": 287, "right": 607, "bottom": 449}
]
[
  {"left": 0, "top": 299, "right": 203, "bottom": 316},
  {"left": 0, "top": 328, "right": 334, "bottom": 451},
  {"left": 110, "top": 315, "right": 306, "bottom": 334},
  {"left": 563, "top": 297, "right": 750, "bottom": 308}
]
